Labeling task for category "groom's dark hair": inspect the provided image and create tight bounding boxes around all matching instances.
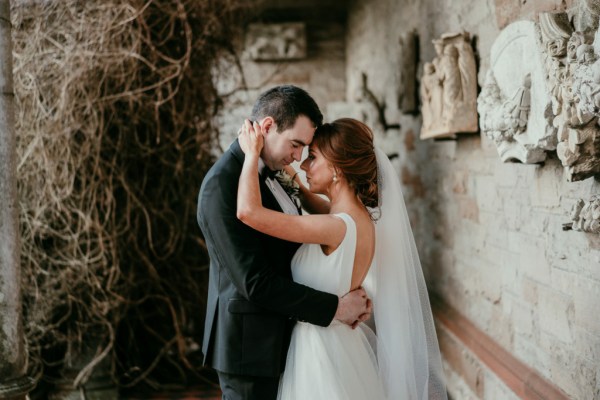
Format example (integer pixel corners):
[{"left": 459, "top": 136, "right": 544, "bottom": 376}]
[{"left": 251, "top": 85, "right": 323, "bottom": 132}]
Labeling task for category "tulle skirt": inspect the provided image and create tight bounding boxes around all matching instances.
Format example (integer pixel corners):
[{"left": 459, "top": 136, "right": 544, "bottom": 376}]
[{"left": 277, "top": 321, "right": 387, "bottom": 400}]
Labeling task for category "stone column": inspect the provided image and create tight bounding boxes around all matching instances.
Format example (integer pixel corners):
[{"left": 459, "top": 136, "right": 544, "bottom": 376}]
[{"left": 0, "top": 1, "right": 34, "bottom": 399}]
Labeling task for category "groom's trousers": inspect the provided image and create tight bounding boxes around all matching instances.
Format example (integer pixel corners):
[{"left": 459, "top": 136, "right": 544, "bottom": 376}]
[{"left": 217, "top": 370, "right": 279, "bottom": 400}]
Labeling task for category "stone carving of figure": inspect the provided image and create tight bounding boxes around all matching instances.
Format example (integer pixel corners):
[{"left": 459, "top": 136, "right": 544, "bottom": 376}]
[
  {"left": 420, "top": 32, "right": 478, "bottom": 139},
  {"left": 439, "top": 45, "right": 463, "bottom": 112},
  {"left": 420, "top": 61, "right": 442, "bottom": 131}
]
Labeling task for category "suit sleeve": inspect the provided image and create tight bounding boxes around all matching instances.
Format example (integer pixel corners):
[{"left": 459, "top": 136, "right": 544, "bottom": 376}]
[{"left": 198, "top": 171, "right": 338, "bottom": 327}]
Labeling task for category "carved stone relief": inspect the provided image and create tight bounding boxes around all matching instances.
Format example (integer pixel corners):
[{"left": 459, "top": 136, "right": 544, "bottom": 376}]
[
  {"left": 570, "top": 196, "right": 600, "bottom": 233},
  {"left": 397, "top": 30, "right": 419, "bottom": 114},
  {"left": 539, "top": 10, "right": 600, "bottom": 181},
  {"left": 245, "top": 23, "right": 306, "bottom": 61},
  {"left": 420, "top": 32, "right": 478, "bottom": 139},
  {"left": 477, "top": 21, "right": 557, "bottom": 163}
]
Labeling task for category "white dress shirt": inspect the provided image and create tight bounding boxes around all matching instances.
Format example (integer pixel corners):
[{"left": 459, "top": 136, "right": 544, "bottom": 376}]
[{"left": 258, "top": 158, "right": 300, "bottom": 216}]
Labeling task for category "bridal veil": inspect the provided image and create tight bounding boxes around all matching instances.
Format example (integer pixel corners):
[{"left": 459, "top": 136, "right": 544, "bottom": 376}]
[{"left": 365, "top": 147, "right": 447, "bottom": 400}]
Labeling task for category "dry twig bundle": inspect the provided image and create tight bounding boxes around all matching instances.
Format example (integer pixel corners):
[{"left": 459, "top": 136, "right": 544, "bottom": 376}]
[{"left": 12, "top": 0, "right": 249, "bottom": 390}]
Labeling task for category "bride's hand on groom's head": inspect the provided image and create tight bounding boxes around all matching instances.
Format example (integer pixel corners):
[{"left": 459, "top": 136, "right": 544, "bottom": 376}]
[{"left": 238, "top": 119, "right": 264, "bottom": 156}]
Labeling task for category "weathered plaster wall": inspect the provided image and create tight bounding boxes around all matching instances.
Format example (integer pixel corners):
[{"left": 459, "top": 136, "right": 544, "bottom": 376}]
[
  {"left": 345, "top": 0, "right": 599, "bottom": 398},
  {"left": 214, "top": 8, "right": 347, "bottom": 151}
]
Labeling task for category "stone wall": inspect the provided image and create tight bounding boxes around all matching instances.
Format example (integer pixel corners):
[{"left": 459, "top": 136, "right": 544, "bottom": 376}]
[
  {"left": 345, "top": 0, "right": 599, "bottom": 398},
  {"left": 213, "top": 0, "right": 600, "bottom": 398}
]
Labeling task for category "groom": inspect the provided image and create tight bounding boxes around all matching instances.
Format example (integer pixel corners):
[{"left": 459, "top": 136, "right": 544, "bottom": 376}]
[{"left": 197, "top": 85, "right": 371, "bottom": 399}]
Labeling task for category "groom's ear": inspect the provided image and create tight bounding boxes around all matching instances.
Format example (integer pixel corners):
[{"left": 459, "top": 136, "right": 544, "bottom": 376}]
[{"left": 260, "top": 117, "right": 275, "bottom": 135}]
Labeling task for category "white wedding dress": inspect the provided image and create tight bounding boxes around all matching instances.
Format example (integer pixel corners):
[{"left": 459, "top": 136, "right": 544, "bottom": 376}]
[
  {"left": 278, "top": 148, "right": 447, "bottom": 400},
  {"left": 277, "top": 212, "right": 387, "bottom": 400}
]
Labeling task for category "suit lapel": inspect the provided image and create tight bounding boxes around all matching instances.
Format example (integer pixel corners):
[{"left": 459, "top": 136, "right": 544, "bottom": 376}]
[{"left": 260, "top": 178, "right": 285, "bottom": 213}]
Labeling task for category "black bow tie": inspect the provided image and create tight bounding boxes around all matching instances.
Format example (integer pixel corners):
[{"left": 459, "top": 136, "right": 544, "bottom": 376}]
[{"left": 262, "top": 168, "right": 277, "bottom": 180}]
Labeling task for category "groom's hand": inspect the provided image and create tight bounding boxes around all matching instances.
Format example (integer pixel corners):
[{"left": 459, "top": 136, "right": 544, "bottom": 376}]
[{"left": 333, "top": 287, "right": 373, "bottom": 329}]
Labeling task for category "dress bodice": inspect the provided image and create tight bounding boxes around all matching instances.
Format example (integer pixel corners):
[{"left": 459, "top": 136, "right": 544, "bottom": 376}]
[
  {"left": 290, "top": 213, "right": 358, "bottom": 297},
  {"left": 280, "top": 214, "right": 387, "bottom": 400}
]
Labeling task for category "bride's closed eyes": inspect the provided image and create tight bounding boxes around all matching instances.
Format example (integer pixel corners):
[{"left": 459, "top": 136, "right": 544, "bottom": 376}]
[{"left": 302, "top": 151, "right": 316, "bottom": 169}]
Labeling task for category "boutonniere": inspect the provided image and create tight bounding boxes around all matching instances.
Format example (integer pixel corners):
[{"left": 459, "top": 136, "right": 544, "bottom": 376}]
[{"left": 275, "top": 170, "right": 301, "bottom": 209}]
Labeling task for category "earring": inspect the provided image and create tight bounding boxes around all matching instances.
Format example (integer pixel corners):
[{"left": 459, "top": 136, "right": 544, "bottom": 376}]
[{"left": 333, "top": 172, "right": 338, "bottom": 182}]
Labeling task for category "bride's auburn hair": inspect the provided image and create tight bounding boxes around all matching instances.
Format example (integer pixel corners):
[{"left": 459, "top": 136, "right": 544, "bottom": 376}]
[{"left": 312, "top": 118, "right": 378, "bottom": 209}]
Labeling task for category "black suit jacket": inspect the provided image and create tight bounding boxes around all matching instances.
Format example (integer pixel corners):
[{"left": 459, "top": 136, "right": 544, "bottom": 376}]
[{"left": 197, "top": 140, "right": 338, "bottom": 377}]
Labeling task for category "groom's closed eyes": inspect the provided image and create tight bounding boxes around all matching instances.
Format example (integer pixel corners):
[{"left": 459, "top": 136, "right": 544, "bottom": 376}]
[{"left": 291, "top": 139, "right": 307, "bottom": 149}]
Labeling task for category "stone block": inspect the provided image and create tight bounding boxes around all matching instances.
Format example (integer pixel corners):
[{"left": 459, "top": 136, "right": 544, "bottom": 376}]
[
  {"left": 575, "top": 329, "right": 600, "bottom": 366},
  {"left": 437, "top": 326, "right": 485, "bottom": 398},
  {"left": 474, "top": 177, "right": 500, "bottom": 212},
  {"left": 493, "top": 162, "right": 521, "bottom": 187},
  {"left": 538, "top": 285, "right": 573, "bottom": 343},
  {"left": 521, "top": 277, "right": 539, "bottom": 305},
  {"left": 451, "top": 169, "right": 468, "bottom": 194},
  {"left": 514, "top": 234, "right": 551, "bottom": 284},
  {"left": 503, "top": 289, "right": 533, "bottom": 332},
  {"left": 482, "top": 369, "right": 522, "bottom": 400},
  {"left": 483, "top": 212, "right": 509, "bottom": 249},
  {"left": 574, "top": 277, "right": 600, "bottom": 334},
  {"left": 544, "top": 337, "right": 595, "bottom": 400},
  {"left": 442, "top": 359, "right": 480, "bottom": 400},
  {"left": 550, "top": 267, "right": 577, "bottom": 298},
  {"left": 493, "top": 0, "right": 522, "bottom": 29},
  {"left": 514, "top": 333, "right": 549, "bottom": 375},
  {"left": 530, "top": 164, "right": 561, "bottom": 207},
  {"left": 499, "top": 253, "right": 520, "bottom": 293},
  {"left": 458, "top": 196, "right": 479, "bottom": 222},
  {"left": 479, "top": 262, "right": 503, "bottom": 304}
]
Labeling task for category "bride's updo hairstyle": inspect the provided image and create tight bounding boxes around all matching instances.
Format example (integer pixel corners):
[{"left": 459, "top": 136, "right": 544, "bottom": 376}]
[{"left": 312, "top": 118, "right": 378, "bottom": 209}]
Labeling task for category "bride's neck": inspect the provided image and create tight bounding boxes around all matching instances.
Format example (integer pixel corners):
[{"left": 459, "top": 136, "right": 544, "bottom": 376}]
[{"left": 328, "top": 183, "right": 361, "bottom": 214}]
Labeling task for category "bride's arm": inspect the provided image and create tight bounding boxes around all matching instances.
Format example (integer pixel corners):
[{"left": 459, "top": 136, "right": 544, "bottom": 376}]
[
  {"left": 237, "top": 120, "right": 345, "bottom": 246},
  {"left": 282, "top": 165, "right": 330, "bottom": 215}
]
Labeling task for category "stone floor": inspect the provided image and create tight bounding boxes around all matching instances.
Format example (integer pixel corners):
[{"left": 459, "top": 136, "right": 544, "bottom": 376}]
[
  {"left": 123, "top": 385, "right": 221, "bottom": 400},
  {"left": 121, "top": 375, "right": 222, "bottom": 400}
]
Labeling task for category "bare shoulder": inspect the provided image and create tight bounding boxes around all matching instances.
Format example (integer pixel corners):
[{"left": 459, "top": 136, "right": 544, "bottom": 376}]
[{"left": 344, "top": 208, "right": 375, "bottom": 236}]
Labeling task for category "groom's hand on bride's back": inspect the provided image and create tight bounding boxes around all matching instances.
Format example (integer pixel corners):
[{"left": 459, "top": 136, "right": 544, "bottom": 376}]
[{"left": 333, "top": 287, "right": 373, "bottom": 329}]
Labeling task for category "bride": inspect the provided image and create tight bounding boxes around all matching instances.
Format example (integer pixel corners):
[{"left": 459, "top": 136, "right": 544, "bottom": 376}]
[{"left": 236, "top": 118, "right": 447, "bottom": 399}]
